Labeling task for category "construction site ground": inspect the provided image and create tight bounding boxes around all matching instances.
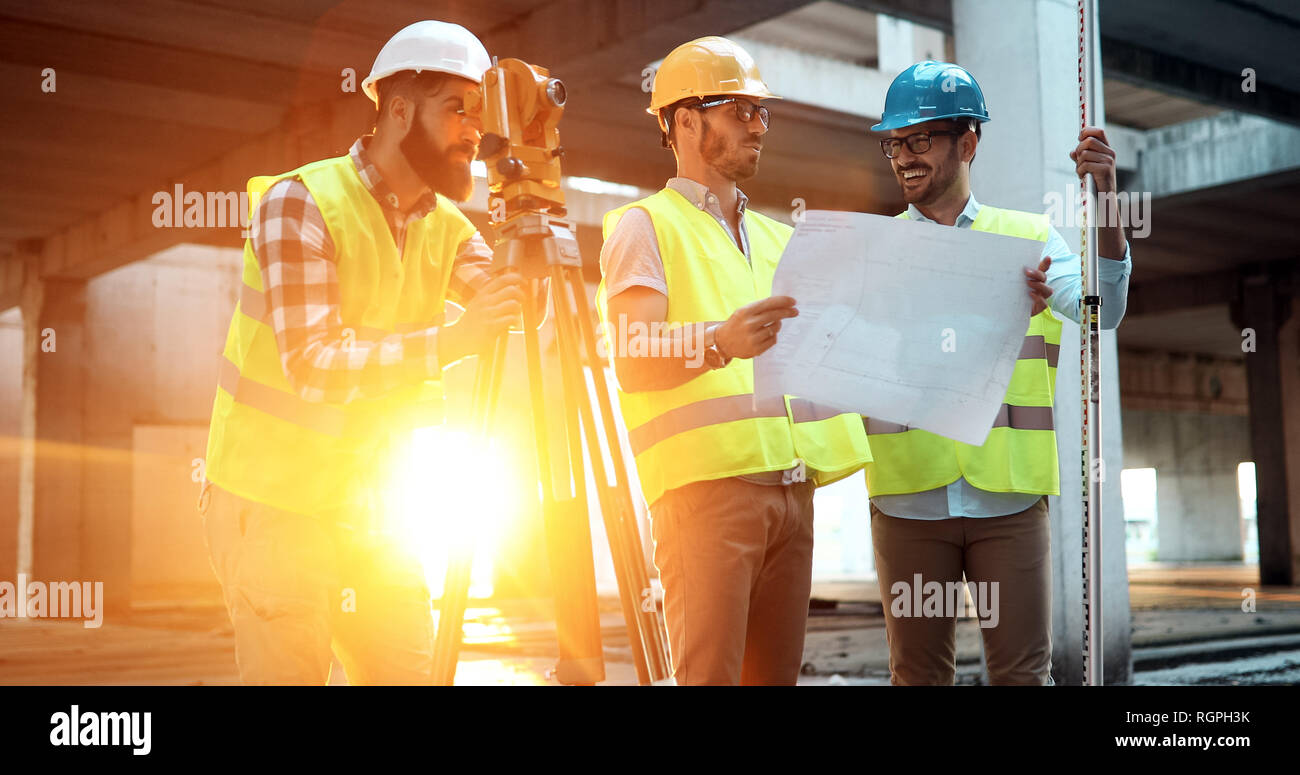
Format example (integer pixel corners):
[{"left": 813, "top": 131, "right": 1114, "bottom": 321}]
[{"left": 3, "top": 564, "right": 1297, "bottom": 686}]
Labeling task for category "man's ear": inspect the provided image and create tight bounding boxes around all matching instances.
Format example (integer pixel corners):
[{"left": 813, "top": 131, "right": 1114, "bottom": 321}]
[
  {"left": 961, "top": 129, "right": 978, "bottom": 164},
  {"left": 387, "top": 94, "right": 416, "bottom": 133},
  {"left": 675, "top": 107, "right": 695, "bottom": 141}
]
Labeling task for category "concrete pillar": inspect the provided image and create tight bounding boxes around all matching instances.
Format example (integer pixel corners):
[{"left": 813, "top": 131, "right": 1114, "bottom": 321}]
[
  {"left": 954, "top": 0, "right": 1133, "bottom": 684},
  {"left": 877, "top": 12, "right": 949, "bottom": 77},
  {"left": 876, "top": 14, "right": 916, "bottom": 76},
  {"left": 1236, "top": 273, "right": 1298, "bottom": 585},
  {"left": 16, "top": 257, "right": 42, "bottom": 580},
  {"left": 31, "top": 277, "right": 88, "bottom": 584},
  {"left": 1280, "top": 294, "right": 1300, "bottom": 584},
  {"left": 0, "top": 306, "right": 21, "bottom": 583}
]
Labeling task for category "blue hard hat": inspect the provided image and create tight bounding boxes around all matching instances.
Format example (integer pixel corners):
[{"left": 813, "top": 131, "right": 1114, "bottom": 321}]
[{"left": 871, "top": 61, "right": 990, "bottom": 132}]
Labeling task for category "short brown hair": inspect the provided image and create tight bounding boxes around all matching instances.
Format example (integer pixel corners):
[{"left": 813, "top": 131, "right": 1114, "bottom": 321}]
[
  {"left": 375, "top": 70, "right": 454, "bottom": 125},
  {"left": 659, "top": 98, "right": 703, "bottom": 151}
]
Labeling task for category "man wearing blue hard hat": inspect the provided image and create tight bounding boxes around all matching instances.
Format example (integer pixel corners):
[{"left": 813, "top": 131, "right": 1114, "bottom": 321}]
[{"left": 864, "top": 61, "right": 1132, "bottom": 685}]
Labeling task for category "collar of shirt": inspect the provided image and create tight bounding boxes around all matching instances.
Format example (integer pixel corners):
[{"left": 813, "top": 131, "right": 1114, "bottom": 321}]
[
  {"left": 349, "top": 136, "right": 439, "bottom": 219},
  {"left": 666, "top": 176, "right": 749, "bottom": 223},
  {"left": 906, "top": 192, "right": 980, "bottom": 228}
]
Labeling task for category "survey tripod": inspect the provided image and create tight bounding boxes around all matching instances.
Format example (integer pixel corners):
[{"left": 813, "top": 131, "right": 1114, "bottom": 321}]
[{"left": 430, "top": 58, "right": 670, "bottom": 686}]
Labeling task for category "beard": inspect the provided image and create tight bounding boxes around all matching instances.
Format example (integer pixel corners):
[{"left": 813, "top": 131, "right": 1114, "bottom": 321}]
[
  {"left": 700, "top": 117, "right": 761, "bottom": 182},
  {"left": 399, "top": 109, "right": 474, "bottom": 202},
  {"left": 898, "top": 145, "right": 958, "bottom": 205}
]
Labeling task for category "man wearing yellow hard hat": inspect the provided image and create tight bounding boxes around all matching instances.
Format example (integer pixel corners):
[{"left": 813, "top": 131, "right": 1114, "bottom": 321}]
[
  {"left": 199, "top": 21, "right": 525, "bottom": 684},
  {"left": 865, "top": 61, "right": 1132, "bottom": 685},
  {"left": 596, "top": 37, "right": 871, "bottom": 685}
]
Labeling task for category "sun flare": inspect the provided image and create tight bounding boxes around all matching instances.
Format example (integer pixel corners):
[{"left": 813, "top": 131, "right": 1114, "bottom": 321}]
[{"left": 387, "top": 426, "right": 520, "bottom": 600}]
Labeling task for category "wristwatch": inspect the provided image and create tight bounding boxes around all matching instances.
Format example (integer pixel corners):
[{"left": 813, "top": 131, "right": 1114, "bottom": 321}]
[{"left": 703, "top": 324, "right": 733, "bottom": 370}]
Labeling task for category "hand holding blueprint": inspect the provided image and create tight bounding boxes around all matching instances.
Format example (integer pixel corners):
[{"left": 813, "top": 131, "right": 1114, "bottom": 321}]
[{"left": 753, "top": 210, "right": 1042, "bottom": 446}]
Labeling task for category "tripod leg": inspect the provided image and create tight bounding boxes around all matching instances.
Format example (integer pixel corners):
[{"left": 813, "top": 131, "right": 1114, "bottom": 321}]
[
  {"left": 431, "top": 349, "right": 491, "bottom": 686},
  {"left": 563, "top": 266, "right": 671, "bottom": 681},
  {"left": 551, "top": 264, "right": 672, "bottom": 684},
  {"left": 432, "top": 332, "right": 510, "bottom": 686},
  {"left": 549, "top": 266, "right": 650, "bottom": 685},
  {"left": 480, "top": 335, "right": 509, "bottom": 436},
  {"left": 522, "top": 280, "right": 605, "bottom": 685},
  {"left": 431, "top": 533, "right": 474, "bottom": 685}
]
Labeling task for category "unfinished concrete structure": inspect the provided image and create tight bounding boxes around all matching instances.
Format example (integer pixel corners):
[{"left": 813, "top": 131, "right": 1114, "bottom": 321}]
[{"left": 2, "top": 0, "right": 1297, "bottom": 686}]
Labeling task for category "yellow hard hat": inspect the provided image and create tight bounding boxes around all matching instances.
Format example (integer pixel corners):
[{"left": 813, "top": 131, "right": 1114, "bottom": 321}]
[{"left": 647, "top": 36, "right": 781, "bottom": 131}]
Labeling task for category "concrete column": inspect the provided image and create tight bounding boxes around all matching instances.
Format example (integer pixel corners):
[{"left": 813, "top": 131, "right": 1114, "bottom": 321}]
[
  {"left": 16, "top": 257, "right": 42, "bottom": 580},
  {"left": 31, "top": 277, "right": 88, "bottom": 584},
  {"left": 0, "top": 306, "right": 21, "bottom": 583},
  {"left": 1280, "top": 295, "right": 1300, "bottom": 584},
  {"left": 877, "top": 12, "right": 948, "bottom": 77},
  {"left": 876, "top": 14, "right": 916, "bottom": 76},
  {"left": 954, "top": 0, "right": 1133, "bottom": 684},
  {"left": 1237, "top": 273, "right": 1297, "bottom": 585}
]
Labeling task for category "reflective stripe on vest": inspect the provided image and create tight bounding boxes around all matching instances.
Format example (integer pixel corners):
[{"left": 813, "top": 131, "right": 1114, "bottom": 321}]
[
  {"left": 599, "top": 188, "right": 872, "bottom": 506},
  {"left": 865, "top": 404, "right": 1054, "bottom": 435},
  {"left": 863, "top": 204, "right": 1062, "bottom": 498},
  {"left": 239, "top": 282, "right": 268, "bottom": 323},
  {"left": 627, "top": 393, "right": 788, "bottom": 455},
  {"left": 788, "top": 398, "right": 851, "bottom": 424},
  {"left": 217, "top": 354, "right": 445, "bottom": 438},
  {"left": 218, "top": 355, "right": 348, "bottom": 437},
  {"left": 1021, "top": 334, "right": 1060, "bottom": 368}
]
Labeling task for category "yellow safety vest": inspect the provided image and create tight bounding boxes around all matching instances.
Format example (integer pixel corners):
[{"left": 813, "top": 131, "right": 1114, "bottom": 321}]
[
  {"left": 204, "top": 154, "right": 477, "bottom": 518},
  {"left": 864, "top": 204, "right": 1063, "bottom": 496},
  {"left": 599, "top": 187, "right": 872, "bottom": 507}
]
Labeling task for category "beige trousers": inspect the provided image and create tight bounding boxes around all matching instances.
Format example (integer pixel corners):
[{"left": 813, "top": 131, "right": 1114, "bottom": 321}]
[
  {"left": 650, "top": 476, "right": 816, "bottom": 685},
  {"left": 199, "top": 481, "right": 436, "bottom": 685},
  {"left": 870, "top": 497, "right": 1053, "bottom": 685}
]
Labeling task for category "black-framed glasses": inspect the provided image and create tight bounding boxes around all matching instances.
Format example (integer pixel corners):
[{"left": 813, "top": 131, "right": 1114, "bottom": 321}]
[
  {"left": 691, "top": 97, "right": 771, "bottom": 129},
  {"left": 879, "top": 129, "right": 966, "bottom": 159}
]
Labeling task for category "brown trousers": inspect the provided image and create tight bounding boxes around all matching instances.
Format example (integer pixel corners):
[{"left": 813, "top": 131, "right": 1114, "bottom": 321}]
[
  {"left": 651, "top": 476, "right": 816, "bottom": 685},
  {"left": 870, "top": 497, "right": 1053, "bottom": 685}
]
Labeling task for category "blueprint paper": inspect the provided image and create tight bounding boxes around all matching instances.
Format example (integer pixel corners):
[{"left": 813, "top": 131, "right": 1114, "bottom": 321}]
[{"left": 753, "top": 210, "right": 1042, "bottom": 446}]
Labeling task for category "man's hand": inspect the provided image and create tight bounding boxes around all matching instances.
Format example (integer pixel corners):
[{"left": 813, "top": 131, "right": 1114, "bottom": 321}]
[
  {"left": 438, "top": 272, "right": 525, "bottom": 365},
  {"left": 714, "top": 295, "right": 799, "bottom": 359},
  {"left": 1070, "top": 126, "right": 1130, "bottom": 260},
  {"left": 1025, "top": 256, "right": 1053, "bottom": 316},
  {"left": 1070, "top": 126, "right": 1118, "bottom": 193}
]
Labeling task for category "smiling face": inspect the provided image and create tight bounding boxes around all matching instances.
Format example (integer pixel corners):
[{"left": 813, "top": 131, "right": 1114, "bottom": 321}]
[
  {"left": 389, "top": 74, "right": 483, "bottom": 202},
  {"left": 888, "top": 119, "right": 973, "bottom": 207}
]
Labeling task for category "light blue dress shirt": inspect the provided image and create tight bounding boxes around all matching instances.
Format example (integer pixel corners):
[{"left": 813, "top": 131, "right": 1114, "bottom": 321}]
[{"left": 871, "top": 193, "right": 1132, "bottom": 519}]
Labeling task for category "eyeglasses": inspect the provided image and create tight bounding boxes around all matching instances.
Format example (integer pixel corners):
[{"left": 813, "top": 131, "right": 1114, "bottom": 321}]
[
  {"left": 879, "top": 129, "right": 967, "bottom": 159},
  {"left": 691, "top": 97, "right": 771, "bottom": 129}
]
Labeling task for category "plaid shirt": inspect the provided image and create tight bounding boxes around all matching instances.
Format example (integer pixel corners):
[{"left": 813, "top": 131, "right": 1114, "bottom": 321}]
[{"left": 251, "top": 136, "right": 492, "bottom": 404}]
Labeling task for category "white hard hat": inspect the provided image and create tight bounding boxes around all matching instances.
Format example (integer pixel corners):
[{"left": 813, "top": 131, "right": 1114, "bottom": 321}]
[{"left": 362, "top": 20, "right": 492, "bottom": 106}]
